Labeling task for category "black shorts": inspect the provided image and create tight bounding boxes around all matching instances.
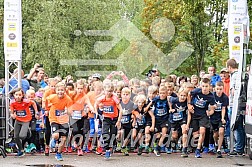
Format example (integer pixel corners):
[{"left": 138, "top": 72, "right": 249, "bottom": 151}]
[
  {"left": 121, "top": 126, "right": 132, "bottom": 140},
  {"left": 155, "top": 119, "right": 169, "bottom": 133},
  {"left": 211, "top": 121, "right": 225, "bottom": 131},
  {"left": 51, "top": 123, "right": 69, "bottom": 137},
  {"left": 170, "top": 119, "right": 187, "bottom": 131},
  {"left": 190, "top": 116, "right": 210, "bottom": 132},
  {"left": 102, "top": 117, "right": 118, "bottom": 135},
  {"left": 134, "top": 125, "right": 145, "bottom": 134}
]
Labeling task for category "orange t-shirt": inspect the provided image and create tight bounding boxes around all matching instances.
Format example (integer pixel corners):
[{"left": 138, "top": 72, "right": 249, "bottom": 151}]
[
  {"left": 223, "top": 78, "right": 230, "bottom": 97},
  {"left": 10, "top": 99, "right": 33, "bottom": 122},
  {"left": 66, "top": 90, "right": 76, "bottom": 100},
  {"left": 43, "top": 89, "right": 56, "bottom": 112},
  {"left": 47, "top": 94, "right": 72, "bottom": 124},
  {"left": 97, "top": 95, "right": 120, "bottom": 119},
  {"left": 87, "top": 91, "right": 97, "bottom": 118},
  {"left": 70, "top": 93, "right": 89, "bottom": 118}
]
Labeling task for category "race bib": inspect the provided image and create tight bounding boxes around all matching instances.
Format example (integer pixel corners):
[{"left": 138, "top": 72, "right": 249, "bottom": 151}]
[
  {"left": 215, "top": 101, "right": 222, "bottom": 112},
  {"left": 137, "top": 115, "right": 145, "bottom": 126},
  {"left": 156, "top": 108, "right": 167, "bottom": 116},
  {"left": 194, "top": 97, "right": 206, "bottom": 108},
  {"left": 121, "top": 115, "right": 131, "bottom": 124},
  {"left": 172, "top": 111, "right": 183, "bottom": 121},
  {"left": 72, "top": 110, "right": 82, "bottom": 120},
  {"left": 103, "top": 106, "right": 114, "bottom": 113},
  {"left": 16, "top": 110, "right": 27, "bottom": 117},
  {"left": 55, "top": 110, "right": 66, "bottom": 116}
]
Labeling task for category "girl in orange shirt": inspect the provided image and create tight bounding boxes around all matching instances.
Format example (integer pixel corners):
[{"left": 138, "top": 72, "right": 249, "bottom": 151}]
[
  {"left": 46, "top": 82, "right": 72, "bottom": 161},
  {"left": 10, "top": 88, "right": 39, "bottom": 157},
  {"left": 94, "top": 81, "right": 122, "bottom": 159}
]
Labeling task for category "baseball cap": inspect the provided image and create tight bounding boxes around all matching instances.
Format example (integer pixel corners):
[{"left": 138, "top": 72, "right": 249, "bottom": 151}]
[
  {"left": 220, "top": 68, "right": 229, "bottom": 73},
  {"left": 92, "top": 73, "right": 101, "bottom": 80}
]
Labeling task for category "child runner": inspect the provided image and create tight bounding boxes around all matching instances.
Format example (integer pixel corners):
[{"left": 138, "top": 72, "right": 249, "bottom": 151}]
[
  {"left": 169, "top": 88, "right": 189, "bottom": 157},
  {"left": 47, "top": 82, "right": 72, "bottom": 161},
  {"left": 117, "top": 87, "right": 135, "bottom": 156},
  {"left": 42, "top": 78, "right": 58, "bottom": 156},
  {"left": 94, "top": 81, "right": 122, "bottom": 159},
  {"left": 146, "top": 86, "right": 169, "bottom": 156},
  {"left": 132, "top": 94, "right": 155, "bottom": 155},
  {"left": 211, "top": 81, "right": 228, "bottom": 158},
  {"left": 10, "top": 88, "right": 39, "bottom": 157},
  {"left": 187, "top": 78, "right": 216, "bottom": 158}
]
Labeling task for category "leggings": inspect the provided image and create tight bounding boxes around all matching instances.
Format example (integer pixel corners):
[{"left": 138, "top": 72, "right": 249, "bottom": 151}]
[
  {"left": 14, "top": 120, "right": 30, "bottom": 151},
  {"left": 45, "top": 116, "right": 51, "bottom": 146}
]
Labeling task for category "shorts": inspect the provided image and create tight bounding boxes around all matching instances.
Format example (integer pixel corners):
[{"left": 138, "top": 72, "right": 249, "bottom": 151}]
[
  {"left": 211, "top": 121, "right": 225, "bottom": 131},
  {"left": 51, "top": 122, "right": 69, "bottom": 137},
  {"left": 121, "top": 125, "right": 132, "bottom": 140},
  {"left": 134, "top": 125, "right": 145, "bottom": 134},
  {"left": 190, "top": 116, "right": 210, "bottom": 132},
  {"left": 89, "top": 118, "right": 95, "bottom": 137},
  {"left": 170, "top": 118, "right": 187, "bottom": 131},
  {"left": 146, "top": 121, "right": 152, "bottom": 127},
  {"left": 102, "top": 117, "right": 118, "bottom": 135},
  {"left": 155, "top": 119, "right": 169, "bottom": 133}
]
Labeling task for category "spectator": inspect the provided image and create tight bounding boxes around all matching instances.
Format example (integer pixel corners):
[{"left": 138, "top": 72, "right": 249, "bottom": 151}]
[
  {"left": 27, "top": 63, "right": 47, "bottom": 92},
  {"left": 208, "top": 66, "right": 221, "bottom": 87},
  {"left": 220, "top": 68, "right": 230, "bottom": 97},
  {"left": 2, "top": 68, "right": 30, "bottom": 94}
]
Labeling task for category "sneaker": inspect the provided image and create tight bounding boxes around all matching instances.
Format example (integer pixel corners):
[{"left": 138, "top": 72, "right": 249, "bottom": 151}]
[
  {"left": 181, "top": 151, "right": 188, "bottom": 158},
  {"left": 77, "top": 149, "right": 83, "bottom": 156},
  {"left": 217, "top": 150, "right": 222, "bottom": 158},
  {"left": 29, "top": 143, "right": 37, "bottom": 153},
  {"left": 96, "top": 147, "right": 103, "bottom": 155},
  {"left": 15, "top": 151, "right": 25, "bottom": 157},
  {"left": 203, "top": 147, "right": 209, "bottom": 154},
  {"left": 145, "top": 145, "right": 150, "bottom": 154},
  {"left": 45, "top": 147, "right": 49, "bottom": 156},
  {"left": 195, "top": 149, "right": 202, "bottom": 158},
  {"left": 104, "top": 150, "right": 111, "bottom": 159},
  {"left": 67, "top": 146, "right": 73, "bottom": 153},
  {"left": 62, "top": 147, "right": 67, "bottom": 153},
  {"left": 24, "top": 144, "right": 31, "bottom": 153},
  {"left": 83, "top": 146, "right": 90, "bottom": 153},
  {"left": 116, "top": 142, "right": 121, "bottom": 151},
  {"left": 228, "top": 150, "right": 238, "bottom": 156},
  {"left": 224, "top": 149, "right": 230, "bottom": 154},
  {"left": 209, "top": 144, "right": 215, "bottom": 153},
  {"left": 166, "top": 147, "right": 172, "bottom": 154},
  {"left": 154, "top": 146, "right": 161, "bottom": 157},
  {"left": 137, "top": 146, "right": 143, "bottom": 155},
  {"left": 55, "top": 152, "right": 63, "bottom": 161},
  {"left": 121, "top": 147, "right": 129, "bottom": 156}
]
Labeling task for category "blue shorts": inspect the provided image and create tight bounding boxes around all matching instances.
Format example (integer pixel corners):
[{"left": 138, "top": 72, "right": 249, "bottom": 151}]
[{"left": 89, "top": 117, "right": 102, "bottom": 137}]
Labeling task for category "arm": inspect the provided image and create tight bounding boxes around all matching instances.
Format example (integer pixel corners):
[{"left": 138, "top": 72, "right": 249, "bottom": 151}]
[
  {"left": 186, "top": 110, "right": 191, "bottom": 131},
  {"left": 168, "top": 97, "right": 175, "bottom": 113},
  {"left": 145, "top": 101, "right": 153, "bottom": 112},
  {"left": 115, "top": 103, "right": 122, "bottom": 129},
  {"left": 187, "top": 91, "right": 194, "bottom": 113},
  {"left": 207, "top": 105, "right": 215, "bottom": 116},
  {"left": 221, "top": 107, "right": 226, "bottom": 124},
  {"left": 31, "top": 101, "right": 39, "bottom": 119},
  {"left": 9, "top": 103, "right": 16, "bottom": 119},
  {"left": 27, "top": 63, "right": 40, "bottom": 80}
]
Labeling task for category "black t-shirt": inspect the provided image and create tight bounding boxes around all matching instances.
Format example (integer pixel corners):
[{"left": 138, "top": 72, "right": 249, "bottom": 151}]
[
  {"left": 29, "top": 101, "right": 41, "bottom": 120},
  {"left": 169, "top": 97, "right": 187, "bottom": 123},
  {"left": 210, "top": 92, "right": 229, "bottom": 123},
  {"left": 152, "top": 96, "right": 169, "bottom": 120},
  {"left": 134, "top": 104, "right": 147, "bottom": 127},
  {"left": 191, "top": 88, "right": 215, "bottom": 118}
]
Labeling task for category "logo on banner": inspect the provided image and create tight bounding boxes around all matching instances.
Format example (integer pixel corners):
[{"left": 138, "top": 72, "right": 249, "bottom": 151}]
[
  {"left": 232, "top": 45, "right": 240, "bottom": 50},
  {"left": 8, "top": 33, "right": 16, "bottom": 40},
  {"left": 232, "top": 0, "right": 238, "bottom": 2},
  {"left": 234, "top": 26, "right": 241, "bottom": 34},
  {"left": 234, "top": 36, "right": 240, "bottom": 43},
  {"left": 8, "top": 23, "right": 16, "bottom": 31}
]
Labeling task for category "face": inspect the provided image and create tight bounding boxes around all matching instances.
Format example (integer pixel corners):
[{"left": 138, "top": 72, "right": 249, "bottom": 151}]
[
  {"left": 56, "top": 86, "right": 65, "bottom": 98},
  {"left": 167, "top": 88, "right": 173, "bottom": 96},
  {"left": 94, "top": 86, "right": 102, "bottom": 95},
  {"left": 159, "top": 90, "right": 167, "bottom": 100},
  {"left": 67, "top": 85, "right": 74, "bottom": 91},
  {"left": 148, "top": 91, "right": 156, "bottom": 100},
  {"left": 44, "top": 76, "right": 49, "bottom": 83},
  {"left": 37, "top": 70, "right": 45, "bottom": 80},
  {"left": 220, "top": 73, "right": 225, "bottom": 81},
  {"left": 26, "top": 93, "right": 35, "bottom": 100},
  {"left": 14, "top": 90, "right": 23, "bottom": 102},
  {"left": 179, "top": 92, "right": 187, "bottom": 102},
  {"left": 208, "top": 67, "right": 215, "bottom": 76},
  {"left": 137, "top": 99, "right": 145, "bottom": 108},
  {"left": 201, "top": 82, "right": 210, "bottom": 94},
  {"left": 224, "top": 72, "right": 229, "bottom": 79},
  {"left": 191, "top": 77, "right": 198, "bottom": 85},
  {"left": 200, "top": 71, "right": 205, "bottom": 78},
  {"left": 116, "top": 90, "right": 122, "bottom": 98},
  {"left": 121, "top": 92, "right": 130, "bottom": 101},
  {"left": 104, "top": 88, "right": 113, "bottom": 97},
  {"left": 215, "top": 85, "right": 223, "bottom": 96},
  {"left": 49, "top": 81, "right": 57, "bottom": 92},
  {"left": 76, "top": 84, "right": 84, "bottom": 94}
]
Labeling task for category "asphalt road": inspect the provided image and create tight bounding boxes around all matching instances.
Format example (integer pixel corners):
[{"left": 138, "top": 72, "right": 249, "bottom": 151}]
[{"left": 1, "top": 153, "right": 252, "bottom": 167}]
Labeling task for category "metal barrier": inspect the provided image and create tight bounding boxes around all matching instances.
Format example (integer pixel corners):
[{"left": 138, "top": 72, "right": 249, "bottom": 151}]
[{"left": 0, "top": 95, "right": 6, "bottom": 146}]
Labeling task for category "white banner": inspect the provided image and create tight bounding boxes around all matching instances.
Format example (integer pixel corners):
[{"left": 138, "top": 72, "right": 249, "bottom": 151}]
[
  {"left": 4, "top": 0, "right": 22, "bottom": 61},
  {"left": 245, "top": 63, "right": 252, "bottom": 125}
]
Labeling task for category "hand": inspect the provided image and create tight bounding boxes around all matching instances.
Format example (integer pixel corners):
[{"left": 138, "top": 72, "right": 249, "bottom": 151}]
[
  {"left": 188, "top": 104, "right": 194, "bottom": 113},
  {"left": 10, "top": 113, "right": 16, "bottom": 119},
  {"left": 150, "top": 126, "right": 155, "bottom": 132},
  {"left": 34, "top": 63, "right": 40, "bottom": 69},
  {"left": 185, "top": 124, "right": 189, "bottom": 131},
  {"left": 221, "top": 119, "right": 226, "bottom": 125},
  {"left": 40, "top": 123, "right": 45, "bottom": 129},
  {"left": 45, "top": 110, "right": 49, "bottom": 115},
  {"left": 169, "top": 109, "right": 175, "bottom": 113},
  {"left": 118, "top": 71, "right": 124, "bottom": 76},
  {"left": 116, "top": 121, "right": 121, "bottom": 129}
]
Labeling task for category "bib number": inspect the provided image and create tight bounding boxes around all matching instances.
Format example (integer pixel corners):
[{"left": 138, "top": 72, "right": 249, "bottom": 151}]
[
  {"left": 121, "top": 115, "right": 130, "bottom": 124},
  {"left": 55, "top": 110, "right": 66, "bottom": 116},
  {"left": 172, "top": 111, "right": 183, "bottom": 121},
  {"left": 72, "top": 110, "right": 82, "bottom": 120},
  {"left": 16, "top": 110, "right": 27, "bottom": 117},
  {"left": 103, "top": 106, "right": 114, "bottom": 113}
]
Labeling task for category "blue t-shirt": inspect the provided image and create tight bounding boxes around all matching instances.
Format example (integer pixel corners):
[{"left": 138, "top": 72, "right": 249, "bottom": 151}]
[
  {"left": 169, "top": 97, "right": 187, "bottom": 123},
  {"left": 191, "top": 88, "right": 215, "bottom": 118},
  {"left": 152, "top": 96, "right": 169, "bottom": 120},
  {"left": 210, "top": 74, "right": 221, "bottom": 87},
  {"left": 2, "top": 78, "right": 30, "bottom": 94},
  {"left": 210, "top": 92, "right": 229, "bottom": 123}
]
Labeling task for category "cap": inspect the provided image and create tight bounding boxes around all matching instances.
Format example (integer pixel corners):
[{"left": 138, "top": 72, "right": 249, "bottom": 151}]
[
  {"left": 92, "top": 73, "right": 101, "bottom": 80},
  {"left": 35, "top": 92, "right": 43, "bottom": 98},
  {"left": 220, "top": 68, "right": 229, "bottom": 73}
]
